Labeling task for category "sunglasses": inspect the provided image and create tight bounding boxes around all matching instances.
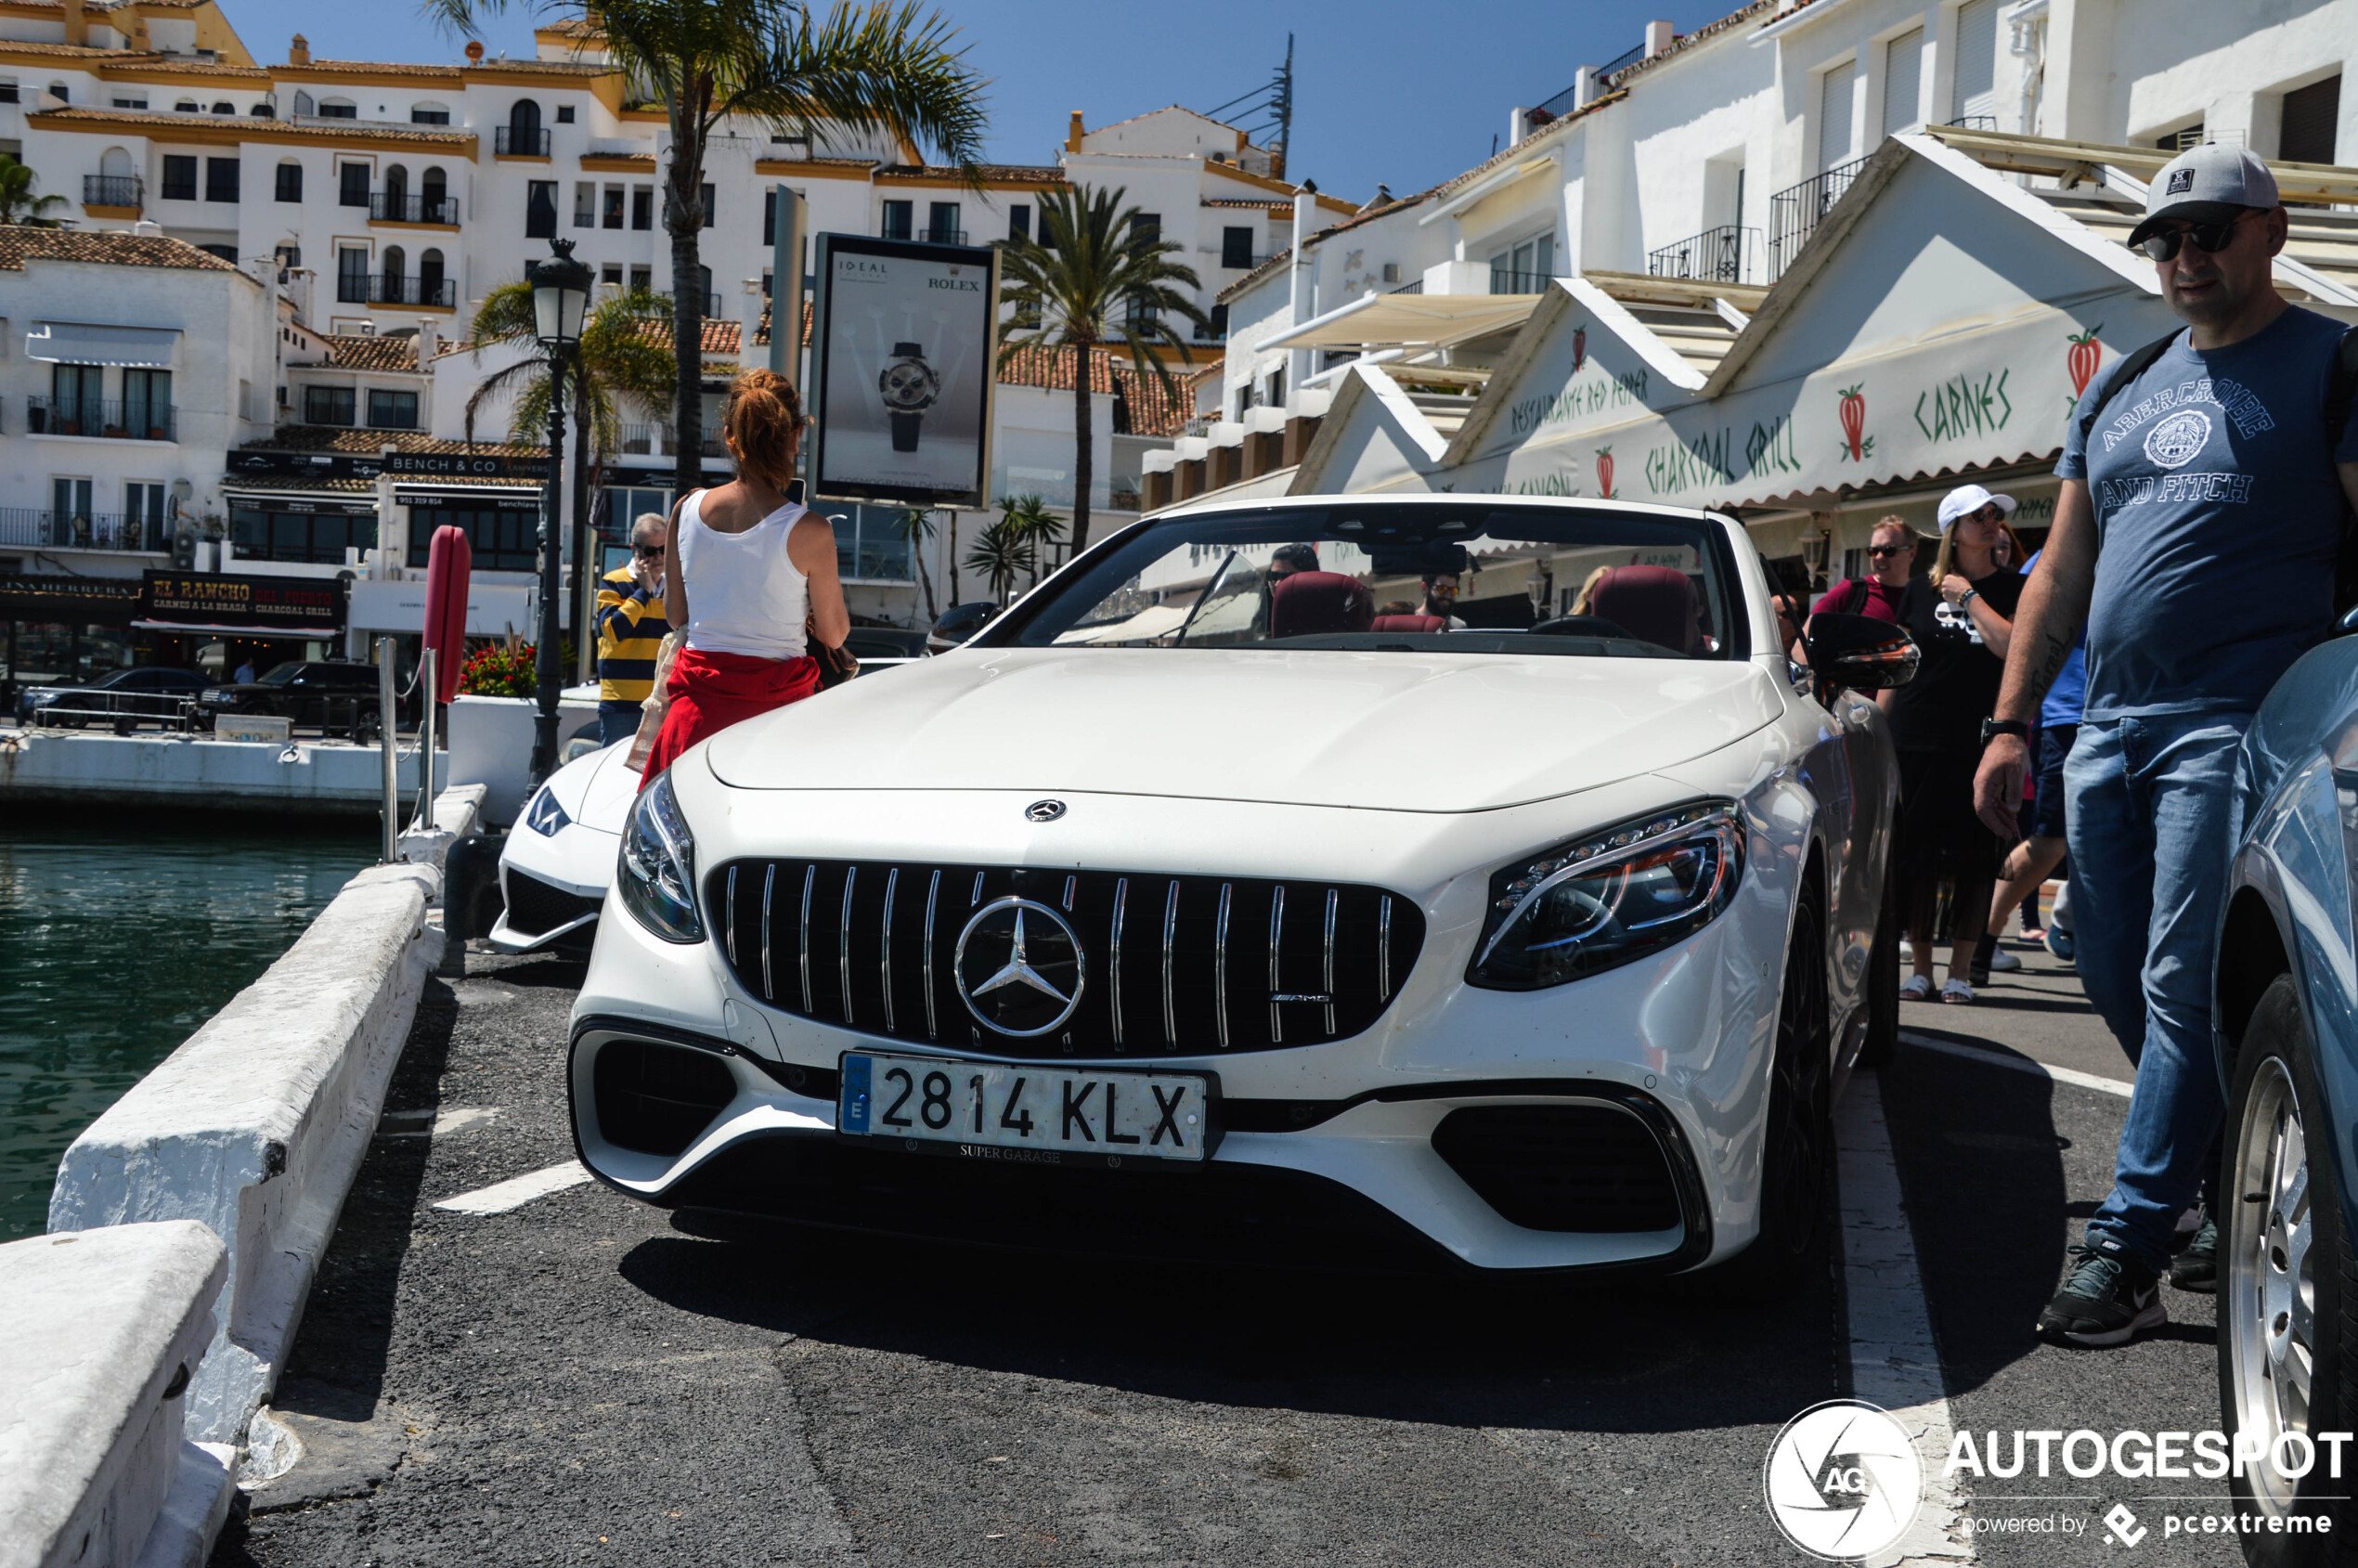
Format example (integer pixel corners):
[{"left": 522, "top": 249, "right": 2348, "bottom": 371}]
[
  {"left": 2138, "top": 209, "right": 2260, "bottom": 263},
  {"left": 1868, "top": 544, "right": 1910, "bottom": 559},
  {"left": 632, "top": 543, "right": 664, "bottom": 559}
]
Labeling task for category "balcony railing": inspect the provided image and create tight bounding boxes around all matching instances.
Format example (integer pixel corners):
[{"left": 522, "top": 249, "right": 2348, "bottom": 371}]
[
  {"left": 618, "top": 422, "right": 728, "bottom": 460},
  {"left": 83, "top": 174, "right": 141, "bottom": 208},
  {"left": 369, "top": 192, "right": 460, "bottom": 225},
  {"left": 920, "top": 225, "right": 967, "bottom": 246},
  {"left": 1647, "top": 224, "right": 1762, "bottom": 285},
  {"left": 1218, "top": 251, "right": 1269, "bottom": 270},
  {"left": 0, "top": 507, "right": 162, "bottom": 551},
  {"left": 1488, "top": 267, "right": 1557, "bottom": 294},
  {"left": 335, "top": 273, "right": 458, "bottom": 306},
  {"left": 1768, "top": 154, "right": 1868, "bottom": 279},
  {"left": 28, "top": 397, "right": 175, "bottom": 440},
  {"left": 494, "top": 125, "right": 551, "bottom": 156}
]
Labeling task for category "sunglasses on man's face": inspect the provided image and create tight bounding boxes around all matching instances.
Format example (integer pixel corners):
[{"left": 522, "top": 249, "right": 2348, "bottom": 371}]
[
  {"left": 2138, "top": 209, "right": 2259, "bottom": 263},
  {"left": 1869, "top": 544, "right": 1910, "bottom": 559},
  {"left": 633, "top": 543, "right": 664, "bottom": 559}
]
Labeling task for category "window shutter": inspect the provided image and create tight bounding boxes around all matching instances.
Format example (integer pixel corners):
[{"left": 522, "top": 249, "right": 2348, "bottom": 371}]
[
  {"left": 1883, "top": 28, "right": 1923, "bottom": 137},
  {"left": 1953, "top": 0, "right": 1999, "bottom": 123},
  {"left": 1821, "top": 60, "right": 1856, "bottom": 169},
  {"left": 2281, "top": 75, "right": 2341, "bottom": 165}
]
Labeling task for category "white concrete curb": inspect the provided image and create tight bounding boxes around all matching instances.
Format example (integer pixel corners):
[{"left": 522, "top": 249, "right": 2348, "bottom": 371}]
[
  {"left": 48, "top": 861, "right": 444, "bottom": 1446},
  {"left": 0, "top": 1222, "right": 233, "bottom": 1568},
  {"left": 0, "top": 729, "right": 447, "bottom": 815},
  {"left": 395, "top": 782, "right": 489, "bottom": 875}
]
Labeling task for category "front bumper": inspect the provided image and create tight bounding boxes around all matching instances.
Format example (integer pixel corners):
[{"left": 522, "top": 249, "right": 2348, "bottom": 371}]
[{"left": 491, "top": 825, "right": 617, "bottom": 952}]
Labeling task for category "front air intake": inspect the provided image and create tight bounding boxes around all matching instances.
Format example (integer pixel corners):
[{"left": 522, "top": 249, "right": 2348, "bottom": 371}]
[
  {"left": 592, "top": 1039, "right": 737, "bottom": 1157},
  {"left": 1432, "top": 1104, "right": 1684, "bottom": 1233}
]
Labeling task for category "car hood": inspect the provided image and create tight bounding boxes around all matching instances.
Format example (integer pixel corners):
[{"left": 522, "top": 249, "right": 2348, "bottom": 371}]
[{"left": 704, "top": 648, "right": 1786, "bottom": 812}]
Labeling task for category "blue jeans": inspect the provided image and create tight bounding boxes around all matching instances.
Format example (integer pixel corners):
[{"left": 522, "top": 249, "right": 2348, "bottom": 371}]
[
  {"left": 2065, "top": 712, "right": 2249, "bottom": 1272},
  {"left": 597, "top": 700, "right": 643, "bottom": 747}
]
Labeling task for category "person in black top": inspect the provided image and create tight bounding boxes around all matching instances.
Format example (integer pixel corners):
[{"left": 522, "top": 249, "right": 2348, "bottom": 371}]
[{"left": 1881, "top": 484, "right": 2024, "bottom": 1003}]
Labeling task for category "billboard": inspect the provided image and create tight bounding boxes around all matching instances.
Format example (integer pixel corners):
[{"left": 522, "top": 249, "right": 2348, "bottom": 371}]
[{"left": 809, "top": 233, "right": 997, "bottom": 508}]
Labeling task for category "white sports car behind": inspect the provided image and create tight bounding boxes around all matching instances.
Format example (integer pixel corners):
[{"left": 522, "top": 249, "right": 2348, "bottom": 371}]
[
  {"left": 569, "top": 494, "right": 1915, "bottom": 1290},
  {"left": 494, "top": 739, "right": 640, "bottom": 953}
]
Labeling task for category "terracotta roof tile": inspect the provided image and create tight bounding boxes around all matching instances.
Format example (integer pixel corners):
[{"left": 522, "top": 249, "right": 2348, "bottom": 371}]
[
  {"left": 875, "top": 162, "right": 1066, "bottom": 185},
  {"left": 288, "top": 59, "right": 464, "bottom": 81},
  {"left": 0, "top": 227, "right": 242, "bottom": 273},
  {"left": 258, "top": 426, "right": 546, "bottom": 459},
  {"left": 28, "top": 105, "right": 473, "bottom": 143},
  {"left": 321, "top": 334, "right": 421, "bottom": 372},
  {"left": 995, "top": 343, "right": 1191, "bottom": 438}
]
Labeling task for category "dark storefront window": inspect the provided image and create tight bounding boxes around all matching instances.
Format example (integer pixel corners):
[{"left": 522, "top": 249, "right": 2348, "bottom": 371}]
[
  {"left": 230, "top": 507, "right": 377, "bottom": 564},
  {"left": 406, "top": 506, "right": 538, "bottom": 573}
]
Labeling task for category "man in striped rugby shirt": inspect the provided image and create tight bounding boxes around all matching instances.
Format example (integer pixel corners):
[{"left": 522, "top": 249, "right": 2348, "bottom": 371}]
[{"left": 594, "top": 511, "right": 673, "bottom": 745}]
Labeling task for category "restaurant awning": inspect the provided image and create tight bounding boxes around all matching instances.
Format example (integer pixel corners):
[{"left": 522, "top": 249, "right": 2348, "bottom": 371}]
[
  {"left": 132, "top": 619, "right": 342, "bottom": 639},
  {"left": 24, "top": 322, "right": 176, "bottom": 367},
  {"left": 1261, "top": 293, "right": 1543, "bottom": 353}
]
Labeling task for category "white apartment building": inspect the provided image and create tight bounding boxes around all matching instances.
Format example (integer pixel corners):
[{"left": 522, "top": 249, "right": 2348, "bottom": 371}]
[{"left": 1173, "top": 0, "right": 2355, "bottom": 602}]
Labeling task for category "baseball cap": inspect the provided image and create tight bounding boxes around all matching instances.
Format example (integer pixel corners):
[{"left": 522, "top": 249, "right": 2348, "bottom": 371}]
[
  {"left": 2128, "top": 143, "right": 2282, "bottom": 247},
  {"left": 1937, "top": 484, "right": 2018, "bottom": 531}
]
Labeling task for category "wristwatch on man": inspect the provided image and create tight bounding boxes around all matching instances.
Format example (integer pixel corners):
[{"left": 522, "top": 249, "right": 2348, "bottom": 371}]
[
  {"left": 1980, "top": 718, "right": 2031, "bottom": 747},
  {"left": 877, "top": 341, "right": 942, "bottom": 453}
]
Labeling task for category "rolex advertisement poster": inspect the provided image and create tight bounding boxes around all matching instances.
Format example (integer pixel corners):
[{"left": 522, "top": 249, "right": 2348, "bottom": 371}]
[{"left": 810, "top": 233, "right": 998, "bottom": 509}]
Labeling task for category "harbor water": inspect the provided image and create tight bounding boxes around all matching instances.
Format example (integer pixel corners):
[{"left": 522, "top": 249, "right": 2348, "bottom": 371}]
[{"left": 0, "top": 815, "right": 373, "bottom": 1238}]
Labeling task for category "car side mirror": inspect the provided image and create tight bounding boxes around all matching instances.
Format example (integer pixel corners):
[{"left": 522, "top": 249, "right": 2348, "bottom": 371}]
[{"left": 1804, "top": 612, "right": 1920, "bottom": 690}]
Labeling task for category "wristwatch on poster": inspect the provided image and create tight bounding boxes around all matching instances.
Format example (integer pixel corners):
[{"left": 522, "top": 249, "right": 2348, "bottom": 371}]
[
  {"left": 878, "top": 341, "right": 942, "bottom": 453},
  {"left": 1980, "top": 718, "right": 2031, "bottom": 747}
]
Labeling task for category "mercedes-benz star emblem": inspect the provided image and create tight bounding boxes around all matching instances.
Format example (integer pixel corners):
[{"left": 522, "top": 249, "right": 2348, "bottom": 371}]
[
  {"left": 1025, "top": 799, "right": 1067, "bottom": 823},
  {"left": 953, "top": 897, "right": 1086, "bottom": 1037}
]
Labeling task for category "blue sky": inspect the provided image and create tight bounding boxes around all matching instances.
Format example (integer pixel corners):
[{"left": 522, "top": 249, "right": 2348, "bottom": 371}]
[{"left": 216, "top": 1, "right": 1711, "bottom": 202}]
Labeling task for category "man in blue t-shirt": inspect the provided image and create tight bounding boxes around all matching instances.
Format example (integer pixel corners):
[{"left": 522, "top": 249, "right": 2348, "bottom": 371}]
[{"left": 1974, "top": 143, "right": 2358, "bottom": 1348}]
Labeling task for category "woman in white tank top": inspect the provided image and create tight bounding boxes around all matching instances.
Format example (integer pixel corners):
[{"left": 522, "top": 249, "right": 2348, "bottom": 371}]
[{"left": 640, "top": 369, "right": 849, "bottom": 785}]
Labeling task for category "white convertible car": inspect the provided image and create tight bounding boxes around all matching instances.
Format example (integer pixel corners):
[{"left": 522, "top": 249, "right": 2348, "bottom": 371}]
[{"left": 570, "top": 495, "right": 1913, "bottom": 1290}]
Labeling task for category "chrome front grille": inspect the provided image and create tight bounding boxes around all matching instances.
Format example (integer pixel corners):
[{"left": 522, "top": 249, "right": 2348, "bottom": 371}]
[{"left": 709, "top": 860, "right": 1424, "bottom": 1057}]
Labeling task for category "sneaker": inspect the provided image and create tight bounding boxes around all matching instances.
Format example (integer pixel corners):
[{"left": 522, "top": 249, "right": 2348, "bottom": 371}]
[
  {"left": 1989, "top": 947, "right": 2022, "bottom": 973},
  {"left": 2170, "top": 1216, "right": 2218, "bottom": 1294},
  {"left": 2036, "top": 1240, "right": 2166, "bottom": 1347}
]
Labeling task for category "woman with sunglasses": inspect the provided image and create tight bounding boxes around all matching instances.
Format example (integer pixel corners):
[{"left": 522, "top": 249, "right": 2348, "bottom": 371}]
[
  {"left": 638, "top": 369, "right": 850, "bottom": 788},
  {"left": 1881, "top": 485, "right": 2024, "bottom": 1004},
  {"left": 1811, "top": 515, "right": 1916, "bottom": 624}
]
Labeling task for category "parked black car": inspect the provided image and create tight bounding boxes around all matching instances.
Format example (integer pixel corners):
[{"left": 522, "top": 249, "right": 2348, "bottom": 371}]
[
  {"left": 18, "top": 667, "right": 214, "bottom": 731},
  {"left": 200, "top": 660, "right": 413, "bottom": 739}
]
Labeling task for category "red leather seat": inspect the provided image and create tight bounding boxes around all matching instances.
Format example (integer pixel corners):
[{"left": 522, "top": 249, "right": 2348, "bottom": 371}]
[
  {"left": 1368, "top": 613, "right": 1447, "bottom": 634},
  {"left": 1269, "top": 571, "right": 1374, "bottom": 638},
  {"left": 1587, "top": 565, "right": 1700, "bottom": 654}
]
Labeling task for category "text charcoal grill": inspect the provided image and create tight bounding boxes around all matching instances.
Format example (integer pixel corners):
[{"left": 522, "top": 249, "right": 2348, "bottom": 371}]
[{"left": 709, "top": 860, "right": 1423, "bottom": 1057}]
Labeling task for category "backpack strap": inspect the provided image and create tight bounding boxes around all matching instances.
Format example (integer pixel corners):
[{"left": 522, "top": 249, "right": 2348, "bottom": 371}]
[
  {"left": 2078, "top": 329, "right": 2183, "bottom": 450},
  {"left": 2327, "top": 325, "right": 2358, "bottom": 447},
  {"left": 1845, "top": 577, "right": 1872, "bottom": 616}
]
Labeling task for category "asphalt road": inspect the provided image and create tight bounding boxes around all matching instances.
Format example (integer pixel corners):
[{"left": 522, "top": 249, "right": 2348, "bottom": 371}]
[{"left": 209, "top": 931, "right": 2245, "bottom": 1568}]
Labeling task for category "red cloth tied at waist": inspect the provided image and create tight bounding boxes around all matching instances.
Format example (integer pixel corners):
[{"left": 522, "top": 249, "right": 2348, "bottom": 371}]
[{"left": 638, "top": 644, "right": 819, "bottom": 789}]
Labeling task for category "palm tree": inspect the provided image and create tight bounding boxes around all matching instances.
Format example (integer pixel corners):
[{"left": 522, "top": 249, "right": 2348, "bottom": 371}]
[
  {"left": 997, "top": 185, "right": 1210, "bottom": 555},
  {"left": 890, "top": 508, "right": 939, "bottom": 621},
  {"left": 424, "top": 0, "right": 988, "bottom": 499},
  {"left": 963, "top": 517, "right": 1030, "bottom": 603},
  {"left": 998, "top": 493, "right": 1063, "bottom": 589},
  {"left": 460, "top": 283, "right": 678, "bottom": 675},
  {"left": 0, "top": 156, "right": 66, "bottom": 227}
]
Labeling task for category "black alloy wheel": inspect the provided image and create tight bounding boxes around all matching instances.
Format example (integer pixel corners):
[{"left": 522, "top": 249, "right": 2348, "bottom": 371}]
[
  {"left": 2221, "top": 974, "right": 2358, "bottom": 1564},
  {"left": 1858, "top": 849, "right": 1901, "bottom": 1068},
  {"left": 1707, "top": 875, "right": 1832, "bottom": 1302}
]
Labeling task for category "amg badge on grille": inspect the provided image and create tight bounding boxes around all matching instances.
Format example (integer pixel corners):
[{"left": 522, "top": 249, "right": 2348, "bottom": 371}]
[
  {"left": 953, "top": 897, "right": 1087, "bottom": 1037},
  {"left": 1025, "top": 799, "right": 1067, "bottom": 823}
]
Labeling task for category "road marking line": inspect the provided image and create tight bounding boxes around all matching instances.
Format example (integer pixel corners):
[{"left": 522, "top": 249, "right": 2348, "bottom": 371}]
[
  {"left": 433, "top": 1160, "right": 591, "bottom": 1215},
  {"left": 1899, "top": 1030, "right": 2132, "bottom": 1099},
  {"left": 1839, "top": 1071, "right": 1973, "bottom": 1567}
]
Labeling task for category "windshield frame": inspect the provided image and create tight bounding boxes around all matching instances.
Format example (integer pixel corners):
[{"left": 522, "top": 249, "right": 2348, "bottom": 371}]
[{"left": 974, "top": 500, "right": 1754, "bottom": 662}]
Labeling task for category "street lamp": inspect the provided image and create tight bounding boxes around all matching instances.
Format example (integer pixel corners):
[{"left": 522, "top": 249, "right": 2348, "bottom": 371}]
[{"left": 527, "top": 238, "right": 591, "bottom": 784}]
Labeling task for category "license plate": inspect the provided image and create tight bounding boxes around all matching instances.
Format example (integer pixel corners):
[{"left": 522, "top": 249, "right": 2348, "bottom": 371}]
[{"left": 837, "top": 1052, "right": 1214, "bottom": 1165}]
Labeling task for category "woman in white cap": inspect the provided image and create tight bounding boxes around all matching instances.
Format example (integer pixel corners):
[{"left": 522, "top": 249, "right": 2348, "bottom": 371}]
[{"left": 1881, "top": 483, "right": 2024, "bottom": 1003}]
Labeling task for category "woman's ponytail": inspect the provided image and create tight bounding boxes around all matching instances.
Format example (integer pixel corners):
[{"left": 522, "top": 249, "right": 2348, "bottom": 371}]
[{"left": 721, "top": 368, "right": 804, "bottom": 492}]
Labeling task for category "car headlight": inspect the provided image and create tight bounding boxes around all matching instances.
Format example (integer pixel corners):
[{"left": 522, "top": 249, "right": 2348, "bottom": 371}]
[
  {"left": 524, "top": 785, "right": 571, "bottom": 836},
  {"left": 1468, "top": 801, "right": 1744, "bottom": 990},
  {"left": 616, "top": 771, "right": 702, "bottom": 943}
]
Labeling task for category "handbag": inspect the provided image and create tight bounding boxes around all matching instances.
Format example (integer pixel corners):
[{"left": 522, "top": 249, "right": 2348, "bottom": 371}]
[
  {"left": 623, "top": 630, "right": 685, "bottom": 772},
  {"left": 812, "top": 639, "right": 860, "bottom": 689}
]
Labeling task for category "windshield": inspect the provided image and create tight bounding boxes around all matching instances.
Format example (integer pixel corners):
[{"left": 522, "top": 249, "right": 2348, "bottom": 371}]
[
  {"left": 255, "top": 662, "right": 304, "bottom": 686},
  {"left": 994, "top": 504, "right": 1745, "bottom": 660}
]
